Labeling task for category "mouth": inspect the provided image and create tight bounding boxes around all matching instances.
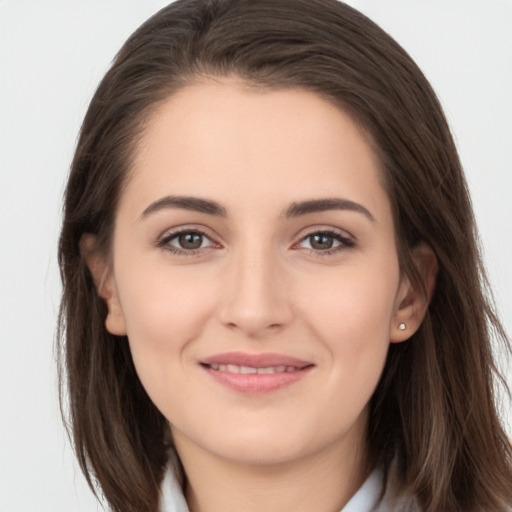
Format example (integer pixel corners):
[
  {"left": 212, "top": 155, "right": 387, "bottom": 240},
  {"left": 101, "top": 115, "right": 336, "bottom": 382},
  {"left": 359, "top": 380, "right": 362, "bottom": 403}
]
[
  {"left": 199, "top": 352, "right": 314, "bottom": 394},
  {"left": 203, "top": 363, "right": 306, "bottom": 374}
]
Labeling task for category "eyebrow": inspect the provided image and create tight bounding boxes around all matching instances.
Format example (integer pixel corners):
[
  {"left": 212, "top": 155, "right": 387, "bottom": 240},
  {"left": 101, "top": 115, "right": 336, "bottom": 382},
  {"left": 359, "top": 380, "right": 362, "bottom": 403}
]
[
  {"left": 283, "top": 198, "right": 375, "bottom": 222},
  {"left": 139, "top": 195, "right": 374, "bottom": 222},
  {"left": 140, "top": 195, "right": 227, "bottom": 219}
]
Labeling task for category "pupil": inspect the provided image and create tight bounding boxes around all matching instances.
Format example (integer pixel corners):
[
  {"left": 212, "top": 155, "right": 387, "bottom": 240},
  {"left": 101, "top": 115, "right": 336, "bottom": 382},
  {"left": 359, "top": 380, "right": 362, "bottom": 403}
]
[
  {"left": 179, "top": 232, "right": 202, "bottom": 249},
  {"left": 311, "top": 234, "right": 333, "bottom": 250}
]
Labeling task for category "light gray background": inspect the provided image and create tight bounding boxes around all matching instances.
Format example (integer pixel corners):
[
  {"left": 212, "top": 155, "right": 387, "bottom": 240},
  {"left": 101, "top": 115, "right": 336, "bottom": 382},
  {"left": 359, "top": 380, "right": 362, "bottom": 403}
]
[{"left": 1, "top": 1, "right": 511, "bottom": 511}]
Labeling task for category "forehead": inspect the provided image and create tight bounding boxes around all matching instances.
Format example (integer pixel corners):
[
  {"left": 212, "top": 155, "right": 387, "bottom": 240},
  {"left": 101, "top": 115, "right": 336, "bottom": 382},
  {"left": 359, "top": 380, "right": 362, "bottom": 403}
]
[{"left": 122, "top": 79, "right": 390, "bottom": 221}]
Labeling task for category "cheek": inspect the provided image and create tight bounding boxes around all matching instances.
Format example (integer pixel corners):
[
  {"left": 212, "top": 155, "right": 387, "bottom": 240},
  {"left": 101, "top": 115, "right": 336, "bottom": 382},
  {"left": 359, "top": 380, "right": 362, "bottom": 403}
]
[
  {"left": 305, "top": 260, "right": 398, "bottom": 324},
  {"left": 114, "top": 264, "right": 223, "bottom": 421},
  {"left": 298, "top": 260, "right": 399, "bottom": 374},
  {"left": 114, "top": 261, "right": 218, "bottom": 369}
]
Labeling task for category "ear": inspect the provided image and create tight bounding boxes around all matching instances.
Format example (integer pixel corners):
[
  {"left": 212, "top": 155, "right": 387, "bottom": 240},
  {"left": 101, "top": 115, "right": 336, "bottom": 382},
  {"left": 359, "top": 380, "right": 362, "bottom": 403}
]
[
  {"left": 390, "top": 243, "right": 437, "bottom": 343},
  {"left": 80, "top": 234, "right": 127, "bottom": 336}
]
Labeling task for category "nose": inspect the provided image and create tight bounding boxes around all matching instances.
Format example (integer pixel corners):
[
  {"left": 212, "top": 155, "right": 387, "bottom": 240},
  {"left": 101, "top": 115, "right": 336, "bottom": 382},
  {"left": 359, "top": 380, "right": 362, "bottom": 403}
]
[{"left": 217, "top": 245, "right": 293, "bottom": 338}]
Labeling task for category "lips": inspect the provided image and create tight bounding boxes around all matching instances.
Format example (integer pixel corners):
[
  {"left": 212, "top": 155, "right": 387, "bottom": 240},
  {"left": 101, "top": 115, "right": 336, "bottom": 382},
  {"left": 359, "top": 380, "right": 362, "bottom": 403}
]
[
  {"left": 201, "top": 351, "right": 312, "bottom": 369},
  {"left": 206, "top": 364, "right": 300, "bottom": 374},
  {"left": 200, "top": 352, "right": 314, "bottom": 394}
]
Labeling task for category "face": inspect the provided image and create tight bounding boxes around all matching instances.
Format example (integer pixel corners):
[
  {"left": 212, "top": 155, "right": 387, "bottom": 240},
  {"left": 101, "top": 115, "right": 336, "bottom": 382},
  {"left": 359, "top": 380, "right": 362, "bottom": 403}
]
[{"left": 97, "top": 79, "right": 419, "bottom": 468}]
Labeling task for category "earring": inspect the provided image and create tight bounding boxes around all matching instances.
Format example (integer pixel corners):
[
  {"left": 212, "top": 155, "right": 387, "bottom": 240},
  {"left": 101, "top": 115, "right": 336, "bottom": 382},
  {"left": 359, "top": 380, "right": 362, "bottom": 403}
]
[{"left": 399, "top": 323, "right": 406, "bottom": 331}]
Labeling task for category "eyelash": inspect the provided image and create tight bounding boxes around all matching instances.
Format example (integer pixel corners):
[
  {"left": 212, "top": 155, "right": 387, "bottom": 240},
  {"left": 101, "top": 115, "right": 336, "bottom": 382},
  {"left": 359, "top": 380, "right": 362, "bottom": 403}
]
[
  {"left": 156, "top": 228, "right": 355, "bottom": 257},
  {"left": 294, "top": 230, "right": 356, "bottom": 257},
  {"left": 156, "top": 228, "right": 219, "bottom": 257}
]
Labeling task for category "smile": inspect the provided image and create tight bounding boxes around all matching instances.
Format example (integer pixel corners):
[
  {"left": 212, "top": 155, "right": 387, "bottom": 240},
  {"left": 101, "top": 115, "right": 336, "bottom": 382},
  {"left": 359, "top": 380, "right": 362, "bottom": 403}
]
[
  {"left": 206, "top": 364, "right": 301, "bottom": 374},
  {"left": 200, "top": 352, "right": 314, "bottom": 394}
]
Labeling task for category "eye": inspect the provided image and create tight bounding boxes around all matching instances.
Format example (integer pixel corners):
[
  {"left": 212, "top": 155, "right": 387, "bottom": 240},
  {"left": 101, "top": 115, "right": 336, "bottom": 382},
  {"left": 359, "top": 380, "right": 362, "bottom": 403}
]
[
  {"left": 174, "top": 232, "right": 207, "bottom": 250},
  {"left": 296, "top": 230, "right": 355, "bottom": 254},
  {"left": 158, "top": 229, "right": 217, "bottom": 254}
]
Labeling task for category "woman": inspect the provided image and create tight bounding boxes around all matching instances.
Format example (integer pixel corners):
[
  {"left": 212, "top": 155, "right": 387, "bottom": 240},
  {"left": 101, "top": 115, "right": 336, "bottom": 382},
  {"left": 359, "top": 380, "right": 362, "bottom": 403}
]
[{"left": 57, "top": 0, "right": 512, "bottom": 511}]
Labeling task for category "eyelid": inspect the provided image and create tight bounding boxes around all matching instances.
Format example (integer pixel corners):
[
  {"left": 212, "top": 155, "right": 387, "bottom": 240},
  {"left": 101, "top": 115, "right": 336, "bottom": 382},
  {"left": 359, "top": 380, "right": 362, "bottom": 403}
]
[
  {"left": 154, "top": 224, "right": 355, "bottom": 257},
  {"left": 156, "top": 225, "right": 222, "bottom": 254},
  {"left": 292, "top": 227, "right": 356, "bottom": 255}
]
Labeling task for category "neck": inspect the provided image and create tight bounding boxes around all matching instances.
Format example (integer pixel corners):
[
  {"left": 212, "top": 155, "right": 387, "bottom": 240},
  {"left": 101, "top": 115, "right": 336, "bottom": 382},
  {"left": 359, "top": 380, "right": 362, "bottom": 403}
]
[{"left": 173, "top": 420, "right": 370, "bottom": 512}]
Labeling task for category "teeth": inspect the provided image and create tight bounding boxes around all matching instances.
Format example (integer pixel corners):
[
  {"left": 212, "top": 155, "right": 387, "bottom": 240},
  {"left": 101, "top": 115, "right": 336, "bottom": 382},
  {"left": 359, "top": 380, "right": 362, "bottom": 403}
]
[
  {"left": 208, "top": 364, "right": 298, "bottom": 373},
  {"left": 240, "top": 365, "right": 257, "bottom": 374}
]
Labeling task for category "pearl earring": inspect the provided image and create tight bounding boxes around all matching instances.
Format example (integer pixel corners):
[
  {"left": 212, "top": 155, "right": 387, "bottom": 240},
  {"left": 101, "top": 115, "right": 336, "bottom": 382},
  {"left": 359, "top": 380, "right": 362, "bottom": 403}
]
[{"left": 399, "top": 323, "right": 406, "bottom": 331}]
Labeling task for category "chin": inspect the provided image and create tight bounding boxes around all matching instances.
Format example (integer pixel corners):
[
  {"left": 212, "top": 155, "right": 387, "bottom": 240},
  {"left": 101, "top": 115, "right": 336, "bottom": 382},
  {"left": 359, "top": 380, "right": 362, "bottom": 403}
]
[{"left": 215, "top": 441, "right": 310, "bottom": 467}]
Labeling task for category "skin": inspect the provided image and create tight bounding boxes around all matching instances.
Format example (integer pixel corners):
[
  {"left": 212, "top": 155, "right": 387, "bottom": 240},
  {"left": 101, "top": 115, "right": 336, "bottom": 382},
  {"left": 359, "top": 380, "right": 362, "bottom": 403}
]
[{"left": 84, "top": 79, "right": 435, "bottom": 512}]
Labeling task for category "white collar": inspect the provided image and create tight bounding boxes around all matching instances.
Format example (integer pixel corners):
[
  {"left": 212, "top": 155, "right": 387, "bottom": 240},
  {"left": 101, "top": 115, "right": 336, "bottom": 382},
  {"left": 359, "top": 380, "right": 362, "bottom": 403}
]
[
  {"left": 160, "top": 463, "right": 189, "bottom": 512},
  {"left": 159, "top": 462, "right": 409, "bottom": 512},
  {"left": 341, "top": 466, "right": 384, "bottom": 511}
]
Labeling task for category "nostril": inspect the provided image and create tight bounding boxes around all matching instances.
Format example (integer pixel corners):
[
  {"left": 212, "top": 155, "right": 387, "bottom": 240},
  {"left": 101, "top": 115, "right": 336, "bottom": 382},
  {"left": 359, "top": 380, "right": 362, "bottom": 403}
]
[{"left": 217, "top": 279, "right": 293, "bottom": 336}]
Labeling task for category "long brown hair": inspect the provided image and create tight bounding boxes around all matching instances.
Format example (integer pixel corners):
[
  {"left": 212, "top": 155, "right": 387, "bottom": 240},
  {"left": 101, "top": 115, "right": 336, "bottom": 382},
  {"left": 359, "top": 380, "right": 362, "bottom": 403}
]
[{"left": 57, "top": 1, "right": 512, "bottom": 511}]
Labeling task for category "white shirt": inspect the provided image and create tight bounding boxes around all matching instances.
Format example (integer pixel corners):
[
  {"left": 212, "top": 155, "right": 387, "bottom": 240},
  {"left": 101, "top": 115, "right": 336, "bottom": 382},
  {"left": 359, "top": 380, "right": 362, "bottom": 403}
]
[{"left": 159, "top": 462, "right": 416, "bottom": 512}]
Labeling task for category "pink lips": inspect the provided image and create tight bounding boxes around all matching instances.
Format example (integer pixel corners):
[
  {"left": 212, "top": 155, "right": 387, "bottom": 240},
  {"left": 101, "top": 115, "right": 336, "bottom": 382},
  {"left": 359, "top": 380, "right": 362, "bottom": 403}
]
[{"left": 200, "top": 351, "right": 314, "bottom": 394}]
